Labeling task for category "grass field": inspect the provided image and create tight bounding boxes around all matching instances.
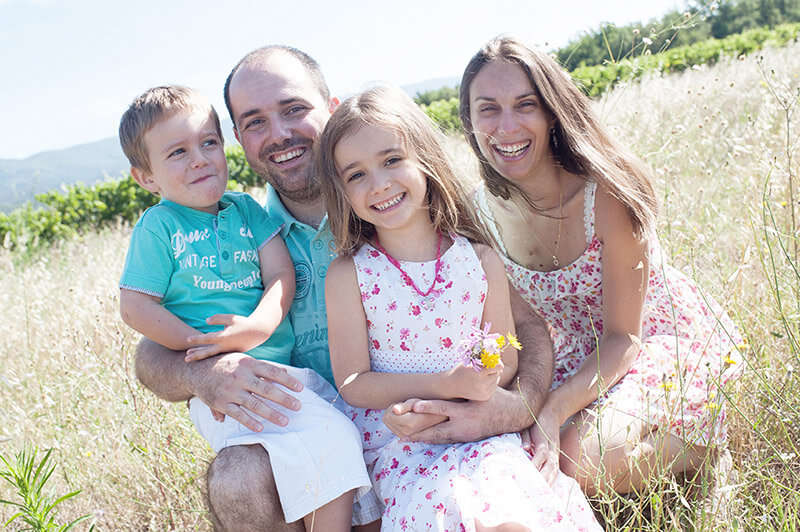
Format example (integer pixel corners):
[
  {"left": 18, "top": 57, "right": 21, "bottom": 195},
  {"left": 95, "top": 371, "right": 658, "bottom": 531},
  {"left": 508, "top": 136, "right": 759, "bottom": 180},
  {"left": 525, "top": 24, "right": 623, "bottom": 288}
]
[{"left": 1, "top": 43, "right": 798, "bottom": 530}]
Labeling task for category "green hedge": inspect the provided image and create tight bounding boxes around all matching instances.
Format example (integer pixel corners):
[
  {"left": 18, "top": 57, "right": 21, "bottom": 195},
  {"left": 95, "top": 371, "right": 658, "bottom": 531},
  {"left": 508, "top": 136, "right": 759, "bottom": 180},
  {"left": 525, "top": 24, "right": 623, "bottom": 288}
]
[
  {"left": 0, "top": 145, "right": 257, "bottom": 251},
  {"left": 572, "top": 23, "right": 800, "bottom": 97}
]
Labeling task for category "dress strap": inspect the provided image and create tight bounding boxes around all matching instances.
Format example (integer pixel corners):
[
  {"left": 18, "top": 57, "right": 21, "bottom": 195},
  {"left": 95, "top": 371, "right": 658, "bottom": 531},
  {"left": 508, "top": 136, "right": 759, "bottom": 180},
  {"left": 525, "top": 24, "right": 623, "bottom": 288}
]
[
  {"left": 473, "top": 182, "right": 510, "bottom": 257},
  {"left": 583, "top": 181, "right": 597, "bottom": 243}
]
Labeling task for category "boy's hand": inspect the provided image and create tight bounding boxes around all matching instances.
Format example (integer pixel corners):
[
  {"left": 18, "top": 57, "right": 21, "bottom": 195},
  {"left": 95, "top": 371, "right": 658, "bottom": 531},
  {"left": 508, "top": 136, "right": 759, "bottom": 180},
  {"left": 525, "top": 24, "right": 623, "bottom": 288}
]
[
  {"left": 185, "top": 313, "right": 269, "bottom": 361},
  {"left": 444, "top": 361, "right": 504, "bottom": 402},
  {"left": 382, "top": 398, "right": 447, "bottom": 438}
]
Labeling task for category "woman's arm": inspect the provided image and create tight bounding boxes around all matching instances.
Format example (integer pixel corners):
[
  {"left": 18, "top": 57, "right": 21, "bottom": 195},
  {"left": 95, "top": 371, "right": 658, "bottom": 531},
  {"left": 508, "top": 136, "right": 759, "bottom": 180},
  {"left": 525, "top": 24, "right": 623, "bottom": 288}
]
[
  {"left": 185, "top": 236, "right": 296, "bottom": 360},
  {"left": 539, "top": 187, "right": 648, "bottom": 426},
  {"left": 120, "top": 288, "right": 201, "bottom": 351},
  {"left": 326, "top": 256, "right": 496, "bottom": 409}
]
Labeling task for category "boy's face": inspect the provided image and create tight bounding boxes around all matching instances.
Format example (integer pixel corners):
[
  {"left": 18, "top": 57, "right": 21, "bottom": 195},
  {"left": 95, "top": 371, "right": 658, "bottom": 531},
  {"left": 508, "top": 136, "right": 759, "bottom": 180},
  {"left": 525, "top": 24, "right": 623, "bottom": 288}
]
[{"left": 132, "top": 108, "right": 228, "bottom": 214}]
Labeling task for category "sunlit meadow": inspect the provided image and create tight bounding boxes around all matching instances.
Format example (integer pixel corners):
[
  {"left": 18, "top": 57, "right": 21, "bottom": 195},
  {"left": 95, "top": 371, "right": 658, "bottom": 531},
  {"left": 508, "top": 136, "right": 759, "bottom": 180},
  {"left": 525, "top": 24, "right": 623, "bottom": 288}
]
[{"left": 1, "top": 43, "right": 798, "bottom": 530}]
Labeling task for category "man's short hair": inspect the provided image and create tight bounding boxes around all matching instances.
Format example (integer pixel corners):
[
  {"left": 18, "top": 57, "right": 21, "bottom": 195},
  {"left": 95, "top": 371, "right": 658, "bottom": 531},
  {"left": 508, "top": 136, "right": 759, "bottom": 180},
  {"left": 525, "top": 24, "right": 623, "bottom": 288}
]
[
  {"left": 223, "top": 45, "right": 331, "bottom": 128},
  {"left": 119, "top": 85, "right": 222, "bottom": 173}
]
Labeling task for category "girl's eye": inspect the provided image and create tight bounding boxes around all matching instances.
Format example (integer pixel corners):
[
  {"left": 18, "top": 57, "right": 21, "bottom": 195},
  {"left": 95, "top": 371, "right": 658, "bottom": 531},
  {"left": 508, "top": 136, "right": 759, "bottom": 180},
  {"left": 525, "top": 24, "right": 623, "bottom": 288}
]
[
  {"left": 347, "top": 171, "right": 364, "bottom": 182},
  {"left": 385, "top": 156, "right": 401, "bottom": 166},
  {"left": 169, "top": 148, "right": 186, "bottom": 158}
]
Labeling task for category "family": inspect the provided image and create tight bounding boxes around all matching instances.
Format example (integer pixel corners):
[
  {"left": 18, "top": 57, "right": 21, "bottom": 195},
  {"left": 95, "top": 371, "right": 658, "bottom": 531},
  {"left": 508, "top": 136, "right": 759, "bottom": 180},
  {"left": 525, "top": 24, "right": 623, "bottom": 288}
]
[{"left": 118, "top": 37, "right": 743, "bottom": 531}]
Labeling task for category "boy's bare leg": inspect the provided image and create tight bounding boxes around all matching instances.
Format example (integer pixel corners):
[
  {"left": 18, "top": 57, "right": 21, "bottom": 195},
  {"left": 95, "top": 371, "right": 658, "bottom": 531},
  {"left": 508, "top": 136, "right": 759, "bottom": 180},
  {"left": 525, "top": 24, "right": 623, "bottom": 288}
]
[
  {"left": 303, "top": 490, "right": 355, "bottom": 532},
  {"left": 207, "top": 444, "right": 301, "bottom": 531}
]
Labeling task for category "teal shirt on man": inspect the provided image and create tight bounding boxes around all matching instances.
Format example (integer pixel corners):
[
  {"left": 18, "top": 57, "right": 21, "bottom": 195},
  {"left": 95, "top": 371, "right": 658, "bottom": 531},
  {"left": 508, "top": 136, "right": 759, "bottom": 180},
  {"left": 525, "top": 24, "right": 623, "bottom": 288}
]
[{"left": 264, "top": 185, "right": 337, "bottom": 385}]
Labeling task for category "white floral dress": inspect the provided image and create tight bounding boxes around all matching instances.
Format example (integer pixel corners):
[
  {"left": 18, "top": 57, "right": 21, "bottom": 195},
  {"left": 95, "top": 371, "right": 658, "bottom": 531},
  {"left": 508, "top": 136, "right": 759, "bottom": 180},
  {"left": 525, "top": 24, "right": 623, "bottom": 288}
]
[
  {"left": 347, "top": 234, "right": 601, "bottom": 532},
  {"left": 476, "top": 182, "right": 744, "bottom": 446}
]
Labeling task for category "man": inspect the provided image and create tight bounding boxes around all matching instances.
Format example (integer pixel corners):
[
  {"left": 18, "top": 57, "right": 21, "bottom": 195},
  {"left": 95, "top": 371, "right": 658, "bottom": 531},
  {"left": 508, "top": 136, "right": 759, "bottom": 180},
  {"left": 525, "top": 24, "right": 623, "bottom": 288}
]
[{"left": 134, "top": 45, "right": 555, "bottom": 531}]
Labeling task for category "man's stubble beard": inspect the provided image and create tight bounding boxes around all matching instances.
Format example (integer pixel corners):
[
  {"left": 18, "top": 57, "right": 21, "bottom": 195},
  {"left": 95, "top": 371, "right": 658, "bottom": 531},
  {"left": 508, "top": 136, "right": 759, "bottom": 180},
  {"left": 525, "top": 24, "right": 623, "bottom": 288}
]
[{"left": 250, "top": 148, "right": 322, "bottom": 205}]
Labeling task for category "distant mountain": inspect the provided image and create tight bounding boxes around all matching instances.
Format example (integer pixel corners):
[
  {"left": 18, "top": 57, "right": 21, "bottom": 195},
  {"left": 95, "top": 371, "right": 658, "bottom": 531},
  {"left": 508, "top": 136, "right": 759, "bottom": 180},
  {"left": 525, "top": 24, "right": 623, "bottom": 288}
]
[{"left": 0, "top": 78, "right": 460, "bottom": 213}]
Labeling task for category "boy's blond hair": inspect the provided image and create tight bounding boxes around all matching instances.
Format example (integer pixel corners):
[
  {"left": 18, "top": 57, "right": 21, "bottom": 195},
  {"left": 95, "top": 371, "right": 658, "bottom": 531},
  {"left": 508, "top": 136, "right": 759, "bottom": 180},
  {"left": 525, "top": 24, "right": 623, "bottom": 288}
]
[{"left": 119, "top": 85, "right": 223, "bottom": 174}]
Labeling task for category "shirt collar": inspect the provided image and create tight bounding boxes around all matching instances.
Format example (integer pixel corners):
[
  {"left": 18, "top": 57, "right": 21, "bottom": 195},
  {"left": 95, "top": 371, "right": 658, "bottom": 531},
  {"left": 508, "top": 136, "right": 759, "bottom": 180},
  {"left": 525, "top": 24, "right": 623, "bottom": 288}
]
[{"left": 264, "top": 184, "right": 329, "bottom": 237}]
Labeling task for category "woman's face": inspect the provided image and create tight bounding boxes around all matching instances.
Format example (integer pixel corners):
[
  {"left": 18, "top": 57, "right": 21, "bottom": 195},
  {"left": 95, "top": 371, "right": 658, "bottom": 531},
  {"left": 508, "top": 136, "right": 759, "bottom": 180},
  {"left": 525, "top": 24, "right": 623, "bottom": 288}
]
[{"left": 468, "top": 60, "right": 555, "bottom": 183}]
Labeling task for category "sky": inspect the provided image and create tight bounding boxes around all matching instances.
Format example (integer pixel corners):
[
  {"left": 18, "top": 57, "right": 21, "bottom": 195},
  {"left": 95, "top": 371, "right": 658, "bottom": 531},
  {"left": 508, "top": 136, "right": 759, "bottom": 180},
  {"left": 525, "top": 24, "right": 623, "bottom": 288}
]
[{"left": 0, "top": 0, "right": 684, "bottom": 160}]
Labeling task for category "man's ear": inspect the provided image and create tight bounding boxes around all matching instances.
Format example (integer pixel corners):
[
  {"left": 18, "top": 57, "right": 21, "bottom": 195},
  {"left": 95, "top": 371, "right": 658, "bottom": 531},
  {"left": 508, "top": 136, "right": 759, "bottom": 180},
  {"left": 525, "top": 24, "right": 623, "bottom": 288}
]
[
  {"left": 328, "top": 96, "right": 340, "bottom": 114},
  {"left": 131, "top": 166, "right": 160, "bottom": 195},
  {"left": 233, "top": 124, "right": 241, "bottom": 145}
]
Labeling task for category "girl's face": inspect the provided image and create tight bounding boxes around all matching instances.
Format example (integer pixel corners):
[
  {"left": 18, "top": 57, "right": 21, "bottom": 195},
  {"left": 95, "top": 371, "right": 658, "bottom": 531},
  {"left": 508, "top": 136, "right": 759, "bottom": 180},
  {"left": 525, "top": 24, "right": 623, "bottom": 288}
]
[
  {"left": 468, "top": 60, "right": 556, "bottom": 183},
  {"left": 334, "top": 123, "right": 428, "bottom": 235}
]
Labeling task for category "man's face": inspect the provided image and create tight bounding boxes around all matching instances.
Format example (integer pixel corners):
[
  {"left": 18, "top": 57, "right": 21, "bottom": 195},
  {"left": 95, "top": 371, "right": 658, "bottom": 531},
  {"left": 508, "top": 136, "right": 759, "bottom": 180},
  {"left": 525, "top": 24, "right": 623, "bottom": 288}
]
[{"left": 229, "top": 53, "right": 332, "bottom": 204}]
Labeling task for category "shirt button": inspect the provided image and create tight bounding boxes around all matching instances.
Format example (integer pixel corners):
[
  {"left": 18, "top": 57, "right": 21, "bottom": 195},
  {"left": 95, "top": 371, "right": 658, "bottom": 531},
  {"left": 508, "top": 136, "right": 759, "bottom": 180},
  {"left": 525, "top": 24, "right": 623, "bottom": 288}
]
[
  {"left": 313, "top": 240, "right": 323, "bottom": 250},
  {"left": 219, "top": 231, "right": 227, "bottom": 239},
  {"left": 318, "top": 266, "right": 327, "bottom": 277},
  {"left": 222, "top": 251, "right": 230, "bottom": 260}
]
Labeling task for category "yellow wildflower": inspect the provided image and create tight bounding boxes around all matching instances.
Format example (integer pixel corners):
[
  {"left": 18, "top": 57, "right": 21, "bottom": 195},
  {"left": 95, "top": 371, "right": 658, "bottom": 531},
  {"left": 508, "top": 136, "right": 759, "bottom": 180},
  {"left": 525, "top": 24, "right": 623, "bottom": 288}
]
[
  {"left": 660, "top": 381, "right": 674, "bottom": 391},
  {"left": 496, "top": 335, "right": 506, "bottom": 349},
  {"left": 507, "top": 334, "right": 522, "bottom": 350},
  {"left": 480, "top": 350, "right": 501, "bottom": 369},
  {"left": 705, "top": 402, "right": 718, "bottom": 411},
  {"left": 724, "top": 356, "right": 738, "bottom": 366}
]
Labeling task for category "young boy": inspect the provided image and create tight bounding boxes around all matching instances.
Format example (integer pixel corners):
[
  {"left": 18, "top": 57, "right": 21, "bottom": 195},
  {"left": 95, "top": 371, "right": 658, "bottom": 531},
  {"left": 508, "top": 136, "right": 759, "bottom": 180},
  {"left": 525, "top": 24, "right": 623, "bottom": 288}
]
[{"left": 118, "top": 85, "right": 370, "bottom": 530}]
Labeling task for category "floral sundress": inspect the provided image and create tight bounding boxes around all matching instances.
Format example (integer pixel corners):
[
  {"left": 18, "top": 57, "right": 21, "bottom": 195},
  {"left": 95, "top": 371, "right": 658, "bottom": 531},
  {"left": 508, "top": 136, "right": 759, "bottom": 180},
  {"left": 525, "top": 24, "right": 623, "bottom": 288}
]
[
  {"left": 346, "top": 234, "right": 602, "bottom": 531},
  {"left": 476, "top": 181, "right": 744, "bottom": 446}
]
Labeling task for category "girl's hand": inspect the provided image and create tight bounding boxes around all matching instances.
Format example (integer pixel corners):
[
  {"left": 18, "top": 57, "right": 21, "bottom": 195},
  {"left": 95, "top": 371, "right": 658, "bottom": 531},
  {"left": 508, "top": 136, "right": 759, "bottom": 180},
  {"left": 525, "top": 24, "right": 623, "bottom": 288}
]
[
  {"left": 444, "top": 361, "right": 504, "bottom": 402},
  {"left": 382, "top": 398, "right": 448, "bottom": 439},
  {"left": 185, "top": 313, "right": 269, "bottom": 361}
]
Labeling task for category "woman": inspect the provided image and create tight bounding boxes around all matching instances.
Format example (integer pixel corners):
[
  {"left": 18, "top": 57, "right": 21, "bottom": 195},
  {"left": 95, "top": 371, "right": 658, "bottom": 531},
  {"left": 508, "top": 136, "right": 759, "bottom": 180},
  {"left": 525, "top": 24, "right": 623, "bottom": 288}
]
[{"left": 460, "top": 36, "right": 743, "bottom": 495}]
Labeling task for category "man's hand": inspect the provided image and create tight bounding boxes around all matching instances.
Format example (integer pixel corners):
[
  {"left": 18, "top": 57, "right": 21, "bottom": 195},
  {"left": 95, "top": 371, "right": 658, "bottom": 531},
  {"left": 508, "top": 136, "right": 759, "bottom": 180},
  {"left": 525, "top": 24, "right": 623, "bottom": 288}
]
[
  {"left": 195, "top": 353, "right": 304, "bottom": 432},
  {"left": 521, "top": 410, "right": 562, "bottom": 485},
  {"left": 185, "top": 313, "right": 270, "bottom": 362},
  {"left": 404, "top": 387, "right": 529, "bottom": 444},
  {"left": 382, "top": 398, "right": 447, "bottom": 439}
]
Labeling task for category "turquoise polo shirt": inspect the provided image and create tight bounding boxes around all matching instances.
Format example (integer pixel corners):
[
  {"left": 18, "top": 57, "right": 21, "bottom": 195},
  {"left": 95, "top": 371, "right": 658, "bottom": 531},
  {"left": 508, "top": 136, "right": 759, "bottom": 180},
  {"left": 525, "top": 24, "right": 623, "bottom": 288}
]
[
  {"left": 264, "top": 185, "right": 336, "bottom": 385},
  {"left": 120, "top": 192, "right": 294, "bottom": 363}
]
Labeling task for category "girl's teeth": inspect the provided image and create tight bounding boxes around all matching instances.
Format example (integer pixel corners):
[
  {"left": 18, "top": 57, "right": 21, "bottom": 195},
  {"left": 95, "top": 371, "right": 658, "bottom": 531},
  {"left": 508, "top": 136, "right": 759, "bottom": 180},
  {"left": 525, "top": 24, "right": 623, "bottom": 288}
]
[
  {"left": 374, "top": 194, "right": 403, "bottom": 210},
  {"left": 272, "top": 148, "right": 304, "bottom": 163}
]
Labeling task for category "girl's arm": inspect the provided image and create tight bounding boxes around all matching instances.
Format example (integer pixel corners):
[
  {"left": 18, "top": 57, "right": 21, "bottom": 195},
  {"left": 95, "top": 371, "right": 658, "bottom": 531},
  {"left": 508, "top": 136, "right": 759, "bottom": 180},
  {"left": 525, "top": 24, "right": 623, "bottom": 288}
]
[
  {"left": 475, "top": 243, "right": 519, "bottom": 388},
  {"left": 186, "top": 236, "right": 296, "bottom": 361},
  {"left": 326, "top": 255, "right": 496, "bottom": 409},
  {"left": 119, "top": 289, "right": 201, "bottom": 351},
  {"left": 540, "top": 187, "right": 648, "bottom": 426}
]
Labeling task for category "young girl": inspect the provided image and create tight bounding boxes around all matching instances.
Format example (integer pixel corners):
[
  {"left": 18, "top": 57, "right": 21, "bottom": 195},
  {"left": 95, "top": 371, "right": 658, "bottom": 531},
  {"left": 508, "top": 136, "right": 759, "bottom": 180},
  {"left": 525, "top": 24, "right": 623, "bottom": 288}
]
[
  {"left": 319, "top": 85, "right": 602, "bottom": 531},
  {"left": 459, "top": 36, "right": 745, "bottom": 494}
]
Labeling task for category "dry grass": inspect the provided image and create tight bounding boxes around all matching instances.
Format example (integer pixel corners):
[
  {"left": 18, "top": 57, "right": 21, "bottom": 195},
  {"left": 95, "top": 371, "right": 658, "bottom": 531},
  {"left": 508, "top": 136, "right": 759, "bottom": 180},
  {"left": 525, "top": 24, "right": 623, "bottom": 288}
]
[{"left": 1, "top": 43, "right": 799, "bottom": 530}]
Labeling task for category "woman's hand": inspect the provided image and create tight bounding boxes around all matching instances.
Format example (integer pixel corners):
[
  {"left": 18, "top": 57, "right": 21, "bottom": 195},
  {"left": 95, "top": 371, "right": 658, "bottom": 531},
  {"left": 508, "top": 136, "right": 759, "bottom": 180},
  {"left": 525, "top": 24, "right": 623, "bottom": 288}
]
[{"left": 520, "top": 408, "right": 562, "bottom": 485}]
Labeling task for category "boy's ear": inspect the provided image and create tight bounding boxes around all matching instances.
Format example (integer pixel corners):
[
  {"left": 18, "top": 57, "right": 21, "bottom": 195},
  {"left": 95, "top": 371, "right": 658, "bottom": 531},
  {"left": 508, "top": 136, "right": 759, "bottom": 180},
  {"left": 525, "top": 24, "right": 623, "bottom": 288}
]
[
  {"left": 130, "top": 166, "right": 161, "bottom": 195},
  {"left": 328, "top": 96, "right": 340, "bottom": 114}
]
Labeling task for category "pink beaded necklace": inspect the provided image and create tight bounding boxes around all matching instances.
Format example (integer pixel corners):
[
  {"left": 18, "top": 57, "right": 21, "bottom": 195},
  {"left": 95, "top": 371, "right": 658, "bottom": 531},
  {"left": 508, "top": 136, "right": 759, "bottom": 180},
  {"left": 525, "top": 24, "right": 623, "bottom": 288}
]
[{"left": 373, "top": 229, "right": 443, "bottom": 306}]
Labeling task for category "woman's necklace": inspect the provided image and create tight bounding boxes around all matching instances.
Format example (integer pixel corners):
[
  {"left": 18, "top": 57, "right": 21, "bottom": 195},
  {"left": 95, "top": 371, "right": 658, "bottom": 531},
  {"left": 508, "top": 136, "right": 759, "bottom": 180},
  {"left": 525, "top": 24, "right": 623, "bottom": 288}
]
[
  {"left": 528, "top": 183, "right": 563, "bottom": 268},
  {"left": 373, "top": 229, "right": 443, "bottom": 309}
]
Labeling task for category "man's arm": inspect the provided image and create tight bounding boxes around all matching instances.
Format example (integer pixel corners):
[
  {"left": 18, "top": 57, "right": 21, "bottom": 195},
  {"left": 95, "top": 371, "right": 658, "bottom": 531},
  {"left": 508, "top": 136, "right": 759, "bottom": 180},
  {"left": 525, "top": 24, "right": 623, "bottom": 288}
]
[
  {"left": 134, "top": 337, "right": 303, "bottom": 431},
  {"left": 408, "top": 289, "right": 554, "bottom": 442}
]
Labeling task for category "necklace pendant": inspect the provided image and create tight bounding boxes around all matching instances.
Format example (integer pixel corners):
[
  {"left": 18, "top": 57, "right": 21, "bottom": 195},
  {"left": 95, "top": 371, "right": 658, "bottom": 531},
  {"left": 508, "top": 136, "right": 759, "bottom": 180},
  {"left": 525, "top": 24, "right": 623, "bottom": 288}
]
[
  {"left": 420, "top": 294, "right": 436, "bottom": 310},
  {"left": 552, "top": 256, "right": 559, "bottom": 267}
]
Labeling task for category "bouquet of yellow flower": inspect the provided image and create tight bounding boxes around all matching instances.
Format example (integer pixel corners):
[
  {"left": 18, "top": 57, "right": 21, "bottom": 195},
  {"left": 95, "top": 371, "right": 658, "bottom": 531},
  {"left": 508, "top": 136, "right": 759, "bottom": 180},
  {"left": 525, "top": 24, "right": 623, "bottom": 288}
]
[{"left": 459, "top": 322, "right": 522, "bottom": 370}]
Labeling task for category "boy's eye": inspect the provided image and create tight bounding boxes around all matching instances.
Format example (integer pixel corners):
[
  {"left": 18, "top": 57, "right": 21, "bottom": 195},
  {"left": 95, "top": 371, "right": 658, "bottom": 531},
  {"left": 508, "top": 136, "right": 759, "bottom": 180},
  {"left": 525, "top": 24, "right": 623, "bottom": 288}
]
[
  {"left": 169, "top": 148, "right": 186, "bottom": 157},
  {"left": 203, "top": 138, "right": 218, "bottom": 147}
]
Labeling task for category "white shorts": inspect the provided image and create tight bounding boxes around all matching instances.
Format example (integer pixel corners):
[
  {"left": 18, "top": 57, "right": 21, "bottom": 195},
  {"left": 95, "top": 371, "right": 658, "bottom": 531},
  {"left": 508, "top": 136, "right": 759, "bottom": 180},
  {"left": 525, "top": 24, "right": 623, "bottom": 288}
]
[{"left": 189, "top": 364, "right": 378, "bottom": 525}]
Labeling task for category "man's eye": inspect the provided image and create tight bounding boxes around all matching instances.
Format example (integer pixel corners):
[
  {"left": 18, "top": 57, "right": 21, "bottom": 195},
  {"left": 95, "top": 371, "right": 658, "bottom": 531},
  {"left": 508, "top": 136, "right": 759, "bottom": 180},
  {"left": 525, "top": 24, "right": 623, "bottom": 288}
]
[
  {"left": 287, "top": 105, "right": 306, "bottom": 115},
  {"left": 245, "top": 119, "right": 264, "bottom": 130}
]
